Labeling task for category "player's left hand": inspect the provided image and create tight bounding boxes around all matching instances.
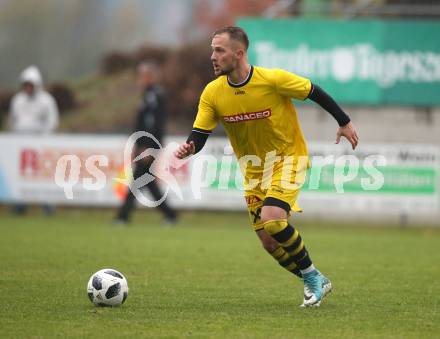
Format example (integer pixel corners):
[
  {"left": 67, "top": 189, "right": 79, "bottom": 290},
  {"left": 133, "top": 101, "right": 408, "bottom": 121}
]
[{"left": 336, "top": 121, "right": 359, "bottom": 150}]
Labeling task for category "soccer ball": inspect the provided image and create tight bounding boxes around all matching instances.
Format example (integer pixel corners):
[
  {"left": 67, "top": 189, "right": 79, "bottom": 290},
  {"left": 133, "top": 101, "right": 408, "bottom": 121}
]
[{"left": 87, "top": 268, "right": 129, "bottom": 306}]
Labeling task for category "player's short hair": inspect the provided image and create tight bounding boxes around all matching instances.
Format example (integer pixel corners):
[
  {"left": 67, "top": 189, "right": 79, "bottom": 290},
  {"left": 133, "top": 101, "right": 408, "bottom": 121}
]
[{"left": 212, "top": 26, "right": 249, "bottom": 51}]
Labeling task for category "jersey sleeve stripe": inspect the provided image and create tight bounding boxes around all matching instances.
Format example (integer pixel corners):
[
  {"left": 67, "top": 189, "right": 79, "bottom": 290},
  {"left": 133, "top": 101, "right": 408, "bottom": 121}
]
[
  {"left": 307, "top": 83, "right": 315, "bottom": 98},
  {"left": 192, "top": 127, "right": 212, "bottom": 134}
]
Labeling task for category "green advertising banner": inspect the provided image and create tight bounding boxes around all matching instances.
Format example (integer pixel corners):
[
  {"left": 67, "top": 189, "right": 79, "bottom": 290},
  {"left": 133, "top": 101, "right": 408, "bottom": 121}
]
[
  {"left": 238, "top": 18, "right": 440, "bottom": 105},
  {"left": 207, "top": 162, "right": 437, "bottom": 195}
]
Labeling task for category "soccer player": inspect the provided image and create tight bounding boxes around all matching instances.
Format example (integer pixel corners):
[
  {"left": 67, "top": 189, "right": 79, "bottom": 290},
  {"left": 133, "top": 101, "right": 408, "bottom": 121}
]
[{"left": 174, "top": 27, "right": 358, "bottom": 307}]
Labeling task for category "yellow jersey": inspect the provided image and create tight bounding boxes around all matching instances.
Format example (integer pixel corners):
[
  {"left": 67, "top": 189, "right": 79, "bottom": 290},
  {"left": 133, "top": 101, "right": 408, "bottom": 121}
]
[{"left": 193, "top": 65, "right": 312, "bottom": 177}]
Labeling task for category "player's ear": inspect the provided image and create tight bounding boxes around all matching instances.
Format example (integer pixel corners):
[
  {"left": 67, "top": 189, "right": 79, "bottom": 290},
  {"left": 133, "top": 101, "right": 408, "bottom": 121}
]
[{"left": 236, "top": 48, "right": 245, "bottom": 59}]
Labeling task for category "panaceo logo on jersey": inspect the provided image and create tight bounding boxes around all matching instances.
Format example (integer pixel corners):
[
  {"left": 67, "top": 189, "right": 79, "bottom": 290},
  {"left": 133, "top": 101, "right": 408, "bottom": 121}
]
[{"left": 223, "top": 109, "right": 271, "bottom": 123}]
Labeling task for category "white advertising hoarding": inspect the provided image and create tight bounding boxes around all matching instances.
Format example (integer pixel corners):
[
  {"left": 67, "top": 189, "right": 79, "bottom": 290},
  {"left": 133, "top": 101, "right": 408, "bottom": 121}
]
[{"left": 0, "top": 133, "right": 439, "bottom": 221}]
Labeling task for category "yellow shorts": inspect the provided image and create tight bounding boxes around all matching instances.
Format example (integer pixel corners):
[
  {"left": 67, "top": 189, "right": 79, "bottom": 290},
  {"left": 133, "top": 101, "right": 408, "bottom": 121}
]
[{"left": 244, "top": 160, "right": 307, "bottom": 231}]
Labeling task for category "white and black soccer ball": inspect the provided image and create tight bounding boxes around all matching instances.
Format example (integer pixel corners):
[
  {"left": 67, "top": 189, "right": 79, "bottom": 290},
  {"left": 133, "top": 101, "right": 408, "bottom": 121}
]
[{"left": 87, "top": 269, "right": 128, "bottom": 306}]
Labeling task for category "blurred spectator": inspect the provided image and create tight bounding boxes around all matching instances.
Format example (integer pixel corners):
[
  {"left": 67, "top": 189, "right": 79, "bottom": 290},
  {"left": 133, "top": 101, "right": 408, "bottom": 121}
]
[
  {"left": 9, "top": 66, "right": 59, "bottom": 134},
  {"left": 9, "top": 65, "right": 59, "bottom": 215},
  {"left": 114, "top": 62, "right": 178, "bottom": 225}
]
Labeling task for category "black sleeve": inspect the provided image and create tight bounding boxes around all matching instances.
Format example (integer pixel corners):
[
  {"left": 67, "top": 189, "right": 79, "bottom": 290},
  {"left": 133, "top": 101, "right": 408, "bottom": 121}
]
[
  {"left": 307, "top": 84, "right": 351, "bottom": 126},
  {"left": 186, "top": 128, "right": 211, "bottom": 154}
]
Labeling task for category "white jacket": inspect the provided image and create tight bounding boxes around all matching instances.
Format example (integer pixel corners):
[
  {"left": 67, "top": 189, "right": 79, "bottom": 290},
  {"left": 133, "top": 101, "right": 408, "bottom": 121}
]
[{"left": 9, "top": 66, "right": 59, "bottom": 134}]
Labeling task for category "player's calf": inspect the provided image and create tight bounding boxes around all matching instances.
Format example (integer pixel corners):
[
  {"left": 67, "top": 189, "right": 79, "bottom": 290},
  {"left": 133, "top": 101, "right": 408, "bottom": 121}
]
[{"left": 256, "top": 229, "right": 302, "bottom": 278}]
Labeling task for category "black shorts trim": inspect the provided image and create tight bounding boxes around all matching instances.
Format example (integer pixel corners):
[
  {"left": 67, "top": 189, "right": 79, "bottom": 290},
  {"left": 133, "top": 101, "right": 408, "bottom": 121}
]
[{"left": 263, "top": 197, "right": 291, "bottom": 214}]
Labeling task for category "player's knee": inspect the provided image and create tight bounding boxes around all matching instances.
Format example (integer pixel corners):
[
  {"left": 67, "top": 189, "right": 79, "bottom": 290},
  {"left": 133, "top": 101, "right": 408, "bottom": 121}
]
[{"left": 260, "top": 206, "right": 286, "bottom": 224}]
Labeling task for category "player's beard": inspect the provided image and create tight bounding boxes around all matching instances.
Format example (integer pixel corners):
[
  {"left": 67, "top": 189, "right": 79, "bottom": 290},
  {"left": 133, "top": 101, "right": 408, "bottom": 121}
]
[{"left": 214, "top": 63, "right": 234, "bottom": 77}]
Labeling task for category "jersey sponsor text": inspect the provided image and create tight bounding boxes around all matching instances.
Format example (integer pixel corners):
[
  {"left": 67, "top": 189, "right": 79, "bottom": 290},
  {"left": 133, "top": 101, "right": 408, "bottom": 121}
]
[{"left": 223, "top": 109, "right": 271, "bottom": 123}]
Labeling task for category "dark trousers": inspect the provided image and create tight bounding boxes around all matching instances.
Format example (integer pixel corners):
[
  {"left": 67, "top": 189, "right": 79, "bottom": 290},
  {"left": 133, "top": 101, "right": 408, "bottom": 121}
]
[
  {"left": 117, "top": 157, "right": 177, "bottom": 222},
  {"left": 13, "top": 204, "right": 55, "bottom": 215}
]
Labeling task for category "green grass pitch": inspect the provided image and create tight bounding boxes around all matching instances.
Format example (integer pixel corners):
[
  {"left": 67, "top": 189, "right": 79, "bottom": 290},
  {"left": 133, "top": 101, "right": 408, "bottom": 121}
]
[{"left": 1, "top": 208, "right": 439, "bottom": 338}]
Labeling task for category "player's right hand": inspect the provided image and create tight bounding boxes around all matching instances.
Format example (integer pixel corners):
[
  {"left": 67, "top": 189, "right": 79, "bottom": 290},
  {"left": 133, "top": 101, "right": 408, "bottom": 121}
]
[{"left": 174, "top": 141, "right": 195, "bottom": 159}]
